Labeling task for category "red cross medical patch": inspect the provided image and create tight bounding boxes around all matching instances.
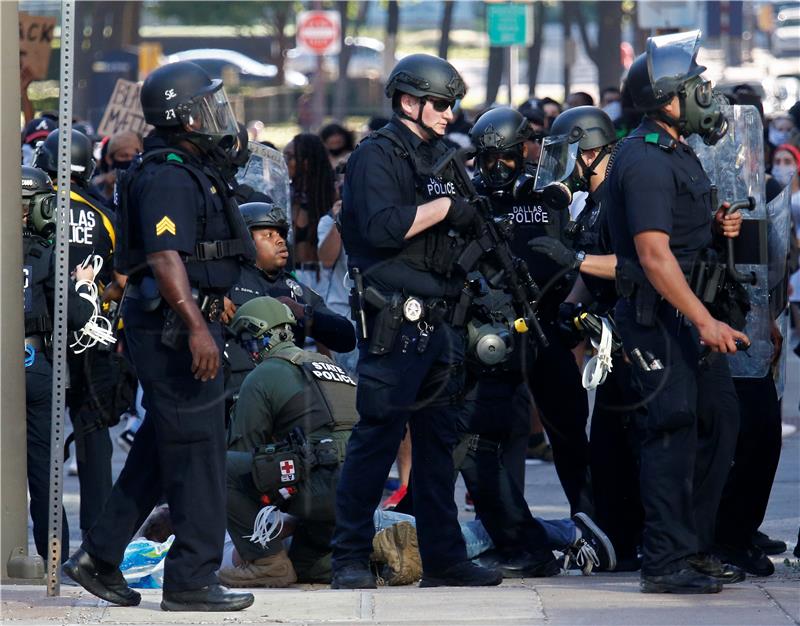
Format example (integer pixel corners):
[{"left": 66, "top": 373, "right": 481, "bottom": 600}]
[{"left": 280, "top": 459, "right": 296, "bottom": 483}]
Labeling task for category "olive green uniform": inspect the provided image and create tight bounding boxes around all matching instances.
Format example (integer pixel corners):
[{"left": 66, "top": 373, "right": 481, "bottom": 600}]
[{"left": 226, "top": 342, "right": 356, "bottom": 583}]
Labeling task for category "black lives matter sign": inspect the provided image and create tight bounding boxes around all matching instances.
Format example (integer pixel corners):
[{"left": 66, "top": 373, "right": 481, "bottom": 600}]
[
  {"left": 97, "top": 79, "right": 154, "bottom": 137},
  {"left": 19, "top": 13, "right": 56, "bottom": 80}
]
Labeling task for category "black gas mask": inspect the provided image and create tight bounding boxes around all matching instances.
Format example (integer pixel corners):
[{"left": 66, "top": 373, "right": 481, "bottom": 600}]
[{"left": 477, "top": 147, "right": 525, "bottom": 189}]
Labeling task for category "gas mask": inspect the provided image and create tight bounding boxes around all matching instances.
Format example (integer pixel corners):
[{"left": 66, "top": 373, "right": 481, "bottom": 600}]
[
  {"left": 679, "top": 77, "right": 728, "bottom": 145},
  {"left": 477, "top": 148, "right": 524, "bottom": 188}
]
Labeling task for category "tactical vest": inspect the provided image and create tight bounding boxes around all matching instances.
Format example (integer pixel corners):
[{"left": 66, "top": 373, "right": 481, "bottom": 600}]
[
  {"left": 115, "top": 147, "right": 255, "bottom": 288},
  {"left": 372, "top": 126, "right": 465, "bottom": 276},
  {"left": 23, "top": 234, "right": 53, "bottom": 336},
  {"left": 271, "top": 350, "right": 358, "bottom": 433}
]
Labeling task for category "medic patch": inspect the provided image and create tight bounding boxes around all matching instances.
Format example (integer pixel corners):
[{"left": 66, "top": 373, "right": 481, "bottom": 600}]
[
  {"left": 304, "top": 361, "right": 357, "bottom": 386},
  {"left": 155, "top": 216, "right": 176, "bottom": 237},
  {"left": 280, "top": 459, "right": 296, "bottom": 482},
  {"left": 285, "top": 278, "right": 303, "bottom": 298}
]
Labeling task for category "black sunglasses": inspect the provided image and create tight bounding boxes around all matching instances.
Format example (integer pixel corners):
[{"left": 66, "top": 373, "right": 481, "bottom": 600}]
[{"left": 428, "top": 98, "right": 455, "bottom": 113}]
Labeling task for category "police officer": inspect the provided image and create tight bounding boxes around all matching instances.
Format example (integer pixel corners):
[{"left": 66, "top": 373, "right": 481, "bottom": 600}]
[
  {"left": 22, "top": 166, "right": 97, "bottom": 563},
  {"left": 529, "top": 106, "right": 644, "bottom": 570},
  {"left": 224, "top": 202, "right": 356, "bottom": 402},
  {"left": 221, "top": 296, "right": 356, "bottom": 587},
  {"left": 469, "top": 106, "right": 591, "bottom": 515},
  {"left": 34, "top": 128, "right": 120, "bottom": 537},
  {"left": 64, "top": 61, "right": 255, "bottom": 612},
  {"left": 606, "top": 31, "right": 747, "bottom": 593},
  {"left": 332, "top": 54, "right": 501, "bottom": 589}
]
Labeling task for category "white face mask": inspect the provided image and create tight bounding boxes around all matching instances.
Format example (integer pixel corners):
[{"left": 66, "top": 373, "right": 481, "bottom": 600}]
[{"left": 771, "top": 163, "right": 795, "bottom": 187}]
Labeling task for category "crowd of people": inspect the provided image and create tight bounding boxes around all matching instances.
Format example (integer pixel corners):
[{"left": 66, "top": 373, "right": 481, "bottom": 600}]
[{"left": 18, "top": 27, "right": 800, "bottom": 613}]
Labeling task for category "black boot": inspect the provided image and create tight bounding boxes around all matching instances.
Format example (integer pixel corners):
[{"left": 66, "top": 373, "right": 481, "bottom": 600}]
[
  {"left": 641, "top": 568, "right": 722, "bottom": 594},
  {"left": 63, "top": 548, "right": 141, "bottom": 607},
  {"left": 160, "top": 584, "right": 254, "bottom": 612},
  {"left": 419, "top": 561, "right": 502, "bottom": 587},
  {"left": 475, "top": 549, "right": 559, "bottom": 578},
  {"left": 752, "top": 531, "right": 787, "bottom": 556},
  {"left": 688, "top": 553, "right": 746, "bottom": 584},
  {"left": 715, "top": 544, "right": 774, "bottom": 577},
  {"left": 330, "top": 562, "right": 376, "bottom": 589}
]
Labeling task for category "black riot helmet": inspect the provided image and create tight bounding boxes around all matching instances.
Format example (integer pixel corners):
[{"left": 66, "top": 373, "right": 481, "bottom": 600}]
[
  {"left": 470, "top": 107, "right": 530, "bottom": 188},
  {"left": 21, "top": 166, "right": 57, "bottom": 237},
  {"left": 386, "top": 54, "right": 466, "bottom": 136},
  {"left": 239, "top": 202, "right": 289, "bottom": 237},
  {"left": 625, "top": 30, "right": 727, "bottom": 145},
  {"left": 549, "top": 106, "right": 616, "bottom": 152},
  {"left": 141, "top": 61, "right": 239, "bottom": 154},
  {"left": 32, "top": 128, "right": 95, "bottom": 186}
]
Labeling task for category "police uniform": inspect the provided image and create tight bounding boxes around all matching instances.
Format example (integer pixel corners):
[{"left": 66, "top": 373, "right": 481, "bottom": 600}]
[
  {"left": 226, "top": 343, "right": 355, "bottom": 583},
  {"left": 334, "top": 117, "right": 471, "bottom": 575},
  {"left": 24, "top": 230, "right": 95, "bottom": 562},
  {"left": 82, "top": 135, "right": 246, "bottom": 592},
  {"left": 225, "top": 264, "right": 356, "bottom": 400},
  {"left": 570, "top": 181, "right": 643, "bottom": 568},
  {"left": 607, "top": 118, "right": 740, "bottom": 576},
  {"left": 471, "top": 173, "right": 592, "bottom": 515},
  {"left": 58, "top": 184, "right": 119, "bottom": 534}
]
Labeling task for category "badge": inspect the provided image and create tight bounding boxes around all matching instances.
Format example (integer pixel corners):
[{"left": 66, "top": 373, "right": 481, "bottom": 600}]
[
  {"left": 155, "top": 216, "right": 176, "bottom": 236},
  {"left": 285, "top": 278, "right": 303, "bottom": 298},
  {"left": 402, "top": 297, "right": 424, "bottom": 322},
  {"left": 280, "top": 459, "right": 295, "bottom": 483}
]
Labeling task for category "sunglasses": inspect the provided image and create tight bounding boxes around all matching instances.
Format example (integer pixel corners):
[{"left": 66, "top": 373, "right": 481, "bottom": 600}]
[{"left": 428, "top": 98, "right": 455, "bottom": 113}]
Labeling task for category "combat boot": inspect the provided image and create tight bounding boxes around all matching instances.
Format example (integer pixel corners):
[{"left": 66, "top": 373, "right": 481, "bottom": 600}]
[
  {"left": 371, "top": 521, "right": 422, "bottom": 585},
  {"left": 687, "top": 553, "right": 745, "bottom": 584},
  {"left": 218, "top": 550, "right": 298, "bottom": 588},
  {"left": 330, "top": 562, "right": 377, "bottom": 589},
  {"left": 641, "top": 567, "right": 722, "bottom": 594}
]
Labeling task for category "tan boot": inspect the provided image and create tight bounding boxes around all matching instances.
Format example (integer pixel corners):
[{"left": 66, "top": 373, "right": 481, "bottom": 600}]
[
  {"left": 371, "top": 521, "right": 422, "bottom": 586},
  {"left": 218, "top": 549, "right": 298, "bottom": 588}
]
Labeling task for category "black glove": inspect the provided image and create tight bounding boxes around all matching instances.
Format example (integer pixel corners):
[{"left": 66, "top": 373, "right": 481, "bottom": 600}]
[
  {"left": 445, "top": 196, "right": 478, "bottom": 233},
  {"left": 528, "top": 236, "right": 583, "bottom": 270}
]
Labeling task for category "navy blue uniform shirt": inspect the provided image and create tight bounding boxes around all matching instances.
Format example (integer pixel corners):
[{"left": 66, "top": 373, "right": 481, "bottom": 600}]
[
  {"left": 607, "top": 117, "right": 713, "bottom": 270},
  {"left": 341, "top": 117, "right": 461, "bottom": 298}
]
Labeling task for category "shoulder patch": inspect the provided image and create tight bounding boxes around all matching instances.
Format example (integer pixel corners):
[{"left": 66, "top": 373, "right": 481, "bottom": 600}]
[
  {"left": 644, "top": 133, "right": 660, "bottom": 144},
  {"left": 166, "top": 153, "right": 184, "bottom": 163},
  {"left": 155, "top": 216, "right": 176, "bottom": 236}
]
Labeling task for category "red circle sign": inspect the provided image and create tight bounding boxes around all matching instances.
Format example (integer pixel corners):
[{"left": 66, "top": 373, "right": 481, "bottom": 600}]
[{"left": 297, "top": 12, "right": 340, "bottom": 55}]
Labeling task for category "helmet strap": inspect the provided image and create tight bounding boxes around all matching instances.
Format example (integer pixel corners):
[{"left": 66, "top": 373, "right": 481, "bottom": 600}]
[
  {"left": 397, "top": 96, "right": 437, "bottom": 140},
  {"left": 652, "top": 89, "right": 688, "bottom": 135},
  {"left": 576, "top": 144, "right": 613, "bottom": 190}
]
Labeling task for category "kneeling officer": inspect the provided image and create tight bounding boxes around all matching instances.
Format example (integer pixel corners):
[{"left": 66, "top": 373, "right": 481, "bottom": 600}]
[{"left": 222, "top": 297, "right": 356, "bottom": 587}]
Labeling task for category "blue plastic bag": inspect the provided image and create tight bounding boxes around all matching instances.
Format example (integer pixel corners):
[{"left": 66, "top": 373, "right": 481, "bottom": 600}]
[{"left": 119, "top": 535, "right": 174, "bottom": 588}]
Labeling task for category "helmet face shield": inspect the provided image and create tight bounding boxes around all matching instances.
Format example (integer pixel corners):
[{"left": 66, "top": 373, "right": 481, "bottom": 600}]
[
  {"left": 183, "top": 85, "right": 239, "bottom": 151},
  {"left": 647, "top": 30, "right": 706, "bottom": 102},
  {"left": 534, "top": 135, "right": 580, "bottom": 188}
]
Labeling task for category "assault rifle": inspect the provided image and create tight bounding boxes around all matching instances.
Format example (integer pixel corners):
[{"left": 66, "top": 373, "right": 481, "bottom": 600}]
[{"left": 432, "top": 147, "right": 549, "bottom": 348}]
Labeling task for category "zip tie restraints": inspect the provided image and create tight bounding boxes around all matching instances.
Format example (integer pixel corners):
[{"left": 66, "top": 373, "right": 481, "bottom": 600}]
[
  {"left": 70, "top": 254, "right": 117, "bottom": 354},
  {"left": 244, "top": 505, "right": 283, "bottom": 548},
  {"left": 581, "top": 316, "right": 614, "bottom": 391}
]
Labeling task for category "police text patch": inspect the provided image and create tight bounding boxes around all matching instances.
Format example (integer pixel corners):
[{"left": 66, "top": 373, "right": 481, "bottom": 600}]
[{"left": 304, "top": 361, "right": 356, "bottom": 386}]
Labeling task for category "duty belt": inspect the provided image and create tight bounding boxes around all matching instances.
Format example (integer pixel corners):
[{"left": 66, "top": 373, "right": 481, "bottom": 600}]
[{"left": 364, "top": 288, "right": 460, "bottom": 326}]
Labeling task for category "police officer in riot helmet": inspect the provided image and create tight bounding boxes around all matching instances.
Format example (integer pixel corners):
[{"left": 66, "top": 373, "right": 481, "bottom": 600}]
[
  {"left": 470, "top": 106, "right": 593, "bottom": 518},
  {"left": 34, "top": 126, "right": 122, "bottom": 542},
  {"left": 606, "top": 30, "right": 747, "bottom": 593},
  {"left": 333, "top": 53, "right": 502, "bottom": 589},
  {"left": 64, "top": 61, "right": 255, "bottom": 612},
  {"left": 22, "top": 166, "right": 97, "bottom": 565},
  {"left": 221, "top": 296, "right": 356, "bottom": 587},
  {"left": 530, "top": 106, "right": 647, "bottom": 570},
  {"left": 223, "top": 201, "right": 355, "bottom": 407}
]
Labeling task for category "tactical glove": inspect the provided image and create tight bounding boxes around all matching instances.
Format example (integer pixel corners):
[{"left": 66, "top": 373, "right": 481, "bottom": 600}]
[
  {"left": 528, "top": 236, "right": 583, "bottom": 270},
  {"left": 445, "top": 196, "right": 479, "bottom": 233}
]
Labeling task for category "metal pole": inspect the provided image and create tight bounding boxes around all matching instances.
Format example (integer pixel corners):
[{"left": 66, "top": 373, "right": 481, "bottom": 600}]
[
  {"left": 0, "top": 0, "right": 34, "bottom": 584},
  {"left": 508, "top": 46, "right": 518, "bottom": 106},
  {"left": 46, "top": 0, "right": 75, "bottom": 597}
]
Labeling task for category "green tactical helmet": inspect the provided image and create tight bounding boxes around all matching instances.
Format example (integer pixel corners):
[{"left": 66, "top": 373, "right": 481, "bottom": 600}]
[{"left": 230, "top": 296, "right": 296, "bottom": 339}]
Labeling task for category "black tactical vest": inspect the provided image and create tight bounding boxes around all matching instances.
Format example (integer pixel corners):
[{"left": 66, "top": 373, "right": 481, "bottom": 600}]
[{"left": 23, "top": 234, "right": 53, "bottom": 336}]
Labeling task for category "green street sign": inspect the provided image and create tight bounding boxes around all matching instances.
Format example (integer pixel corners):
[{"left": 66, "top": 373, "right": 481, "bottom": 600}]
[{"left": 487, "top": 2, "right": 532, "bottom": 47}]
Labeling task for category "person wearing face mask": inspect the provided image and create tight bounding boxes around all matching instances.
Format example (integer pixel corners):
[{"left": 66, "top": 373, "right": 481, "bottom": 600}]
[
  {"left": 606, "top": 30, "right": 748, "bottom": 594},
  {"left": 319, "top": 122, "right": 355, "bottom": 169},
  {"left": 91, "top": 130, "right": 143, "bottom": 202},
  {"left": 332, "top": 54, "right": 502, "bottom": 590},
  {"left": 767, "top": 113, "right": 798, "bottom": 148}
]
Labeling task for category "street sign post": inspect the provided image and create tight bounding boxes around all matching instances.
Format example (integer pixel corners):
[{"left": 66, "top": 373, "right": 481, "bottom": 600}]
[
  {"left": 296, "top": 10, "right": 341, "bottom": 56},
  {"left": 487, "top": 2, "right": 533, "bottom": 104}
]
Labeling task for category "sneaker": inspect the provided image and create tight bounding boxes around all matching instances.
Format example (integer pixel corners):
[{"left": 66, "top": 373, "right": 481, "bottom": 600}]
[
  {"left": 752, "top": 531, "right": 787, "bottom": 555},
  {"left": 371, "top": 521, "right": 422, "bottom": 585},
  {"left": 381, "top": 485, "right": 407, "bottom": 510},
  {"left": 117, "top": 429, "right": 136, "bottom": 453},
  {"left": 564, "top": 512, "right": 617, "bottom": 574},
  {"left": 217, "top": 550, "right": 297, "bottom": 588},
  {"left": 687, "top": 553, "right": 745, "bottom": 584},
  {"left": 715, "top": 544, "right": 774, "bottom": 577},
  {"left": 526, "top": 441, "right": 554, "bottom": 462},
  {"left": 419, "top": 560, "right": 502, "bottom": 587},
  {"left": 475, "top": 549, "right": 560, "bottom": 578},
  {"left": 641, "top": 567, "right": 722, "bottom": 594},
  {"left": 331, "top": 562, "right": 376, "bottom": 589}
]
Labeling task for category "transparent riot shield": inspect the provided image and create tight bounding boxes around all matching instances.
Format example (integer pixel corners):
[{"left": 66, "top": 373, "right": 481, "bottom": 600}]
[
  {"left": 236, "top": 141, "right": 292, "bottom": 241},
  {"left": 767, "top": 183, "right": 793, "bottom": 392},
  {"left": 688, "top": 105, "right": 770, "bottom": 377}
]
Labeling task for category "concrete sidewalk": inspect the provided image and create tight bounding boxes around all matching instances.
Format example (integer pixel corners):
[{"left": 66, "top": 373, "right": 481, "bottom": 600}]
[{"left": 2, "top": 567, "right": 799, "bottom": 626}]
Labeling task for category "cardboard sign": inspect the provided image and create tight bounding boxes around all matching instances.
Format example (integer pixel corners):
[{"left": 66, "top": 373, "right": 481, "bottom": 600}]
[
  {"left": 97, "top": 79, "right": 154, "bottom": 137},
  {"left": 19, "top": 13, "right": 57, "bottom": 80}
]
